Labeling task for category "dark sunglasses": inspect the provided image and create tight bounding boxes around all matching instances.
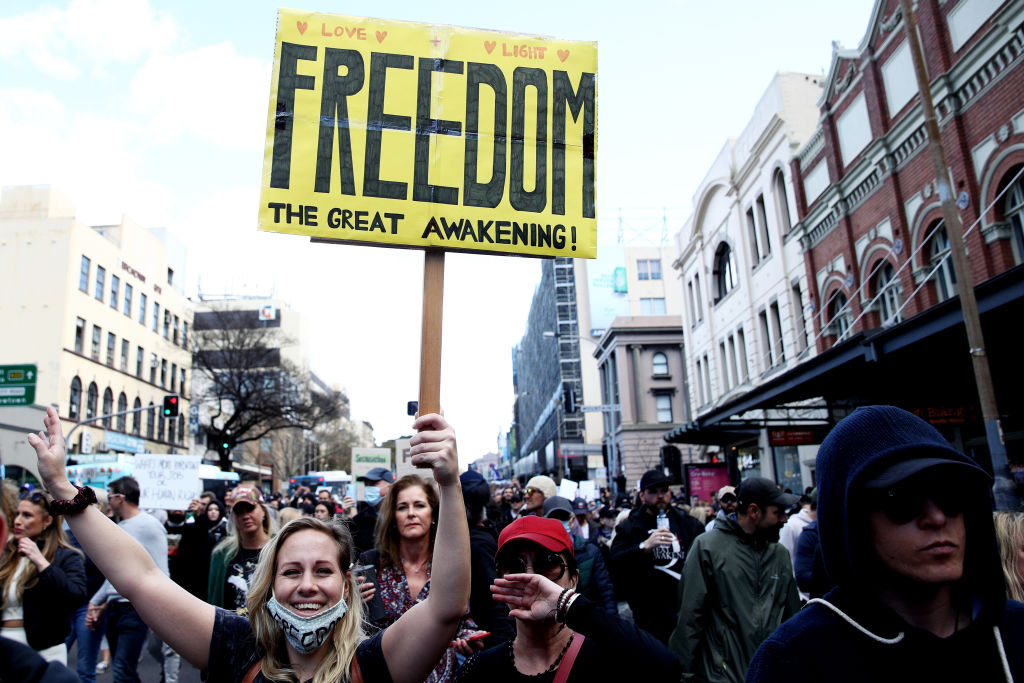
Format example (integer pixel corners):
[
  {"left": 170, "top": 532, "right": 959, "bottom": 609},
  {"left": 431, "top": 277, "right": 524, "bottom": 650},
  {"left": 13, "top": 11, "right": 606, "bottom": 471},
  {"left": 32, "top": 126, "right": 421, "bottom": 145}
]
[
  {"left": 869, "top": 483, "right": 963, "bottom": 524},
  {"left": 646, "top": 486, "right": 670, "bottom": 495},
  {"left": 20, "top": 490, "right": 50, "bottom": 510},
  {"left": 497, "top": 549, "right": 567, "bottom": 581},
  {"left": 524, "top": 488, "right": 541, "bottom": 496}
]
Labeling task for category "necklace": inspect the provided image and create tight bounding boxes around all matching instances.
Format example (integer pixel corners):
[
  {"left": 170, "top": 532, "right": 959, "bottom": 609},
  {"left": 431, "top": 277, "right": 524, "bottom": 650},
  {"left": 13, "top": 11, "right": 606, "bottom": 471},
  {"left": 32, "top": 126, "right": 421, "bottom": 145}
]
[
  {"left": 403, "top": 558, "right": 429, "bottom": 574},
  {"left": 509, "top": 630, "right": 575, "bottom": 677}
]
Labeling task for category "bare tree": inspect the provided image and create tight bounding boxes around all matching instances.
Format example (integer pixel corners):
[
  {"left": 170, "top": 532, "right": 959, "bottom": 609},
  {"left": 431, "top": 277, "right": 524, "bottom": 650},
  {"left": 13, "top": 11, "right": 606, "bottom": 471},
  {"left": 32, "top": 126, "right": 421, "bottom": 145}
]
[{"left": 192, "top": 306, "right": 342, "bottom": 470}]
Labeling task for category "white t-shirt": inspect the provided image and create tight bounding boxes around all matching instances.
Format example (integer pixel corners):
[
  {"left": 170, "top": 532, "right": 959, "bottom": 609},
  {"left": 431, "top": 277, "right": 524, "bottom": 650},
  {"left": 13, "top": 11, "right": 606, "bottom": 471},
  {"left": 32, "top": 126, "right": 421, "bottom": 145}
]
[{"left": 1, "top": 557, "right": 29, "bottom": 621}]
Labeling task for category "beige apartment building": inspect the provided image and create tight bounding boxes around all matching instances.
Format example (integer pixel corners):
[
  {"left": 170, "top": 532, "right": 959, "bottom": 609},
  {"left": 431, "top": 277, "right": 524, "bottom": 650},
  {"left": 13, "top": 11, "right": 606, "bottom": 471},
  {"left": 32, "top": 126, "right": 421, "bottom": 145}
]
[
  {"left": 594, "top": 316, "right": 686, "bottom": 489},
  {"left": 0, "top": 186, "right": 192, "bottom": 479}
]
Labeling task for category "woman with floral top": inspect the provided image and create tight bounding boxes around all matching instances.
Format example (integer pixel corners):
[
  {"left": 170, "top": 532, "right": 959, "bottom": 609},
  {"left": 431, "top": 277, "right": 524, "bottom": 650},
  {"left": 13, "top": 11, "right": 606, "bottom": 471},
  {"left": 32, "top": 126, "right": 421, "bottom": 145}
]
[{"left": 359, "top": 474, "right": 484, "bottom": 681}]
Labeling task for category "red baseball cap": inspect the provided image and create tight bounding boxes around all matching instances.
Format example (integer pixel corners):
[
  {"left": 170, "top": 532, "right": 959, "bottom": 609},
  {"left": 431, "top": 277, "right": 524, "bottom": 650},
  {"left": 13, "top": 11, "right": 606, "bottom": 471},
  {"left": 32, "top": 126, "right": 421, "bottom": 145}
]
[{"left": 497, "top": 516, "right": 574, "bottom": 558}]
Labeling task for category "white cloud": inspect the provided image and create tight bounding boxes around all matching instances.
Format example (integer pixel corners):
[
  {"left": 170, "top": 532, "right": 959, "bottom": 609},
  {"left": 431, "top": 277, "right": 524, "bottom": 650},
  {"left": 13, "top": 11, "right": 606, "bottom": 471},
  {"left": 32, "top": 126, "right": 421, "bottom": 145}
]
[
  {"left": 0, "top": 87, "right": 173, "bottom": 226},
  {"left": 0, "top": 0, "right": 177, "bottom": 78},
  {"left": 131, "top": 43, "right": 271, "bottom": 149}
]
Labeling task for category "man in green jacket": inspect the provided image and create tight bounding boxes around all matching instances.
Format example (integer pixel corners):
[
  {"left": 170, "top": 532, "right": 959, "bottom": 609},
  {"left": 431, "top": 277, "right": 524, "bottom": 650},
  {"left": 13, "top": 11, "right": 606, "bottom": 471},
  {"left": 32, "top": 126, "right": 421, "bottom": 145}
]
[{"left": 669, "top": 477, "right": 801, "bottom": 683}]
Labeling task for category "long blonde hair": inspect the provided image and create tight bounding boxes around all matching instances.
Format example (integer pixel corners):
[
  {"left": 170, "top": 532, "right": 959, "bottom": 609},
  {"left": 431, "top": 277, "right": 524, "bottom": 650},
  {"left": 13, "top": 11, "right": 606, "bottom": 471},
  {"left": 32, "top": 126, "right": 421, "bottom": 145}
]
[
  {"left": 994, "top": 511, "right": 1024, "bottom": 602},
  {"left": 0, "top": 493, "right": 79, "bottom": 607},
  {"left": 246, "top": 517, "right": 365, "bottom": 683}
]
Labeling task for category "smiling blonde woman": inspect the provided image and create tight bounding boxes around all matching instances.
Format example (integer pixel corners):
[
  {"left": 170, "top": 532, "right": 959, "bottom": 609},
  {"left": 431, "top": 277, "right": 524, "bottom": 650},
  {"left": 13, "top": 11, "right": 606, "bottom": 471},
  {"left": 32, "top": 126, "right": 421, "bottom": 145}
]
[{"left": 27, "top": 407, "right": 469, "bottom": 683}]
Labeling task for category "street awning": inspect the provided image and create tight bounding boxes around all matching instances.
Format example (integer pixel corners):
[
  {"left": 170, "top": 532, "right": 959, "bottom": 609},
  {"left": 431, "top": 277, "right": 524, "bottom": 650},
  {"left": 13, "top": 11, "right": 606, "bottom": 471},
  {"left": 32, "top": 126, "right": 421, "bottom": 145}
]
[{"left": 665, "top": 264, "right": 1024, "bottom": 447}]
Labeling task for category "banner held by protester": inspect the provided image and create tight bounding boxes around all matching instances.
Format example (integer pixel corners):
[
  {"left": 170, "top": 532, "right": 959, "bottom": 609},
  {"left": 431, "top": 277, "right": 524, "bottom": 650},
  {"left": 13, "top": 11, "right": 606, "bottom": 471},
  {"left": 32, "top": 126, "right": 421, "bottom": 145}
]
[{"left": 259, "top": 9, "right": 598, "bottom": 259}]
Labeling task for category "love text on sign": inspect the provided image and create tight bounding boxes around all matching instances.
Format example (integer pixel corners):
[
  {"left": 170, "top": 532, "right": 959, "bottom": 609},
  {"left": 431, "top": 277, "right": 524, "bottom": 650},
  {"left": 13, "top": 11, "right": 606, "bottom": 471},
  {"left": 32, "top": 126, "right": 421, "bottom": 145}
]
[{"left": 259, "top": 10, "right": 597, "bottom": 258}]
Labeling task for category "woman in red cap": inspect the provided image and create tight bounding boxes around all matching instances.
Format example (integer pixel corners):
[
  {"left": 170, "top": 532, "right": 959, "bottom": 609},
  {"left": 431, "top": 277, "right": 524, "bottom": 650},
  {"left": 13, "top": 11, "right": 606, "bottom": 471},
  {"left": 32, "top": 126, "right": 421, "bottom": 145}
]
[{"left": 456, "top": 516, "right": 680, "bottom": 682}]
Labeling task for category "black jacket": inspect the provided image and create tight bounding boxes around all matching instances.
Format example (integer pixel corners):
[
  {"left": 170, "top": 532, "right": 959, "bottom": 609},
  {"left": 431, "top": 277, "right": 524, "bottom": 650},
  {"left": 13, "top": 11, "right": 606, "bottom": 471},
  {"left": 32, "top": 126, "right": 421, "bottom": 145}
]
[
  {"left": 351, "top": 504, "right": 379, "bottom": 557},
  {"left": 0, "top": 636, "right": 78, "bottom": 683},
  {"left": 456, "top": 594, "right": 681, "bottom": 682},
  {"left": 468, "top": 522, "right": 515, "bottom": 645},
  {"left": 572, "top": 535, "right": 617, "bottom": 617},
  {"left": 793, "top": 520, "right": 832, "bottom": 599},
  {"left": 610, "top": 505, "right": 704, "bottom": 642},
  {"left": 20, "top": 547, "right": 87, "bottom": 650}
]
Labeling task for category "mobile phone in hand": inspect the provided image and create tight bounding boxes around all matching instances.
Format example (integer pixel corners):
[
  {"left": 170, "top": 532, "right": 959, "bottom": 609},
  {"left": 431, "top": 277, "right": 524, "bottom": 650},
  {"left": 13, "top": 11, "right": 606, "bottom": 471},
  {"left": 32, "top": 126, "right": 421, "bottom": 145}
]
[{"left": 352, "top": 564, "right": 386, "bottom": 621}]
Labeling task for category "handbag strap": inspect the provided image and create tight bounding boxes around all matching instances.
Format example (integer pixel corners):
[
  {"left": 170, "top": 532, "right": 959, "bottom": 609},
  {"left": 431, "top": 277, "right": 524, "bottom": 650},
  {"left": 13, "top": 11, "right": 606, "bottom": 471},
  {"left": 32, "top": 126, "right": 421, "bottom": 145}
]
[{"left": 553, "top": 633, "right": 586, "bottom": 683}]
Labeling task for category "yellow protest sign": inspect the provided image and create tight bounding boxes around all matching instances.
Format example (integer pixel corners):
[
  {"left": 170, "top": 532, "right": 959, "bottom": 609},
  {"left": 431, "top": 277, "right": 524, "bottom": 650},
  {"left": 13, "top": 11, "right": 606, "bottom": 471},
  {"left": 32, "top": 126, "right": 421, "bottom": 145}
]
[{"left": 259, "top": 9, "right": 597, "bottom": 258}]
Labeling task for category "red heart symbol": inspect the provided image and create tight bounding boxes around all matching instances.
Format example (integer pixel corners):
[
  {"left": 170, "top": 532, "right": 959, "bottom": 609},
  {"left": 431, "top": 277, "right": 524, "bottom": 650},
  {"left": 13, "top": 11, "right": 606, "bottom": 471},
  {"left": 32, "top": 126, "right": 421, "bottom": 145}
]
[
  {"left": 484, "top": 40, "right": 496, "bottom": 54},
  {"left": 558, "top": 49, "right": 570, "bottom": 62},
  {"left": 376, "top": 30, "right": 387, "bottom": 43},
  {"left": 297, "top": 21, "right": 308, "bottom": 35}
]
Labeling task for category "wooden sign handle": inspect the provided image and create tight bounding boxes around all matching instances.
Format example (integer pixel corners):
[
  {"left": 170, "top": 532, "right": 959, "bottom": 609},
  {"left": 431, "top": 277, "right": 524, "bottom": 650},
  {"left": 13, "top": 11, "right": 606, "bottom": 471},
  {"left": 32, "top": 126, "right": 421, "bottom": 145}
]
[{"left": 418, "top": 250, "right": 445, "bottom": 416}]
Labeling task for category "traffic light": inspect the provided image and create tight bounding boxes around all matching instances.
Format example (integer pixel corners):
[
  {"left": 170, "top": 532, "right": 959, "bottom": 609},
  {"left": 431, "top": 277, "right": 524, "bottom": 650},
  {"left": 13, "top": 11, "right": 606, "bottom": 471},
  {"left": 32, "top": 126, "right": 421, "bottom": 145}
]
[
  {"left": 162, "top": 394, "right": 179, "bottom": 418},
  {"left": 206, "top": 432, "right": 232, "bottom": 456}
]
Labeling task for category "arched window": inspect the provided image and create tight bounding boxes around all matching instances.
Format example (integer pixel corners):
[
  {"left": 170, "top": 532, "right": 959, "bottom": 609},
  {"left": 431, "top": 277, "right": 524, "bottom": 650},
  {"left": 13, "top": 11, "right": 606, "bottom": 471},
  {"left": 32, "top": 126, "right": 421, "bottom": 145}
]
[
  {"left": 146, "top": 403, "right": 155, "bottom": 439},
  {"left": 132, "top": 398, "right": 142, "bottom": 435},
  {"left": 928, "top": 223, "right": 956, "bottom": 301},
  {"left": 102, "top": 389, "right": 114, "bottom": 428},
  {"left": 1004, "top": 169, "right": 1024, "bottom": 261},
  {"left": 772, "top": 168, "right": 792, "bottom": 234},
  {"left": 874, "top": 261, "right": 902, "bottom": 325},
  {"left": 827, "top": 291, "right": 852, "bottom": 340},
  {"left": 652, "top": 352, "right": 668, "bottom": 375},
  {"left": 116, "top": 393, "right": 127, "bottom": 432},
  {"left": 712, "top": 242, "right": 738, "bottom": 303},
  {"left": 69, "top": 377, "right": 82, "bottom": 421},
  {"left": 86, "top": 383, "right": 98, "bottom": 420}
]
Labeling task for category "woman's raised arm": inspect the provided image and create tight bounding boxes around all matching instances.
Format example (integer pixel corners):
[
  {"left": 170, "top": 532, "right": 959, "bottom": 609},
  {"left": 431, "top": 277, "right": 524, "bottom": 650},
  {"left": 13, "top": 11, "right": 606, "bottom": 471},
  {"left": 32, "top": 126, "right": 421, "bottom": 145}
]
[
  {"left": 27, "top": 406, "right": 216, "bottom": 668},
  {"left": 380, "top": 413, "right": 471, "bottom": 683}
]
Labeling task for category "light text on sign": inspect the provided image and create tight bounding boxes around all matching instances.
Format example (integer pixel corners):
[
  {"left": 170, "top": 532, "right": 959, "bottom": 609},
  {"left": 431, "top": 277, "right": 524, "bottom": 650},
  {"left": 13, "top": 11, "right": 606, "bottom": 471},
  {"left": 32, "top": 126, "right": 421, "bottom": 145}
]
[{"left": 258, "top": 10, "right": 598, "bottom": 259}]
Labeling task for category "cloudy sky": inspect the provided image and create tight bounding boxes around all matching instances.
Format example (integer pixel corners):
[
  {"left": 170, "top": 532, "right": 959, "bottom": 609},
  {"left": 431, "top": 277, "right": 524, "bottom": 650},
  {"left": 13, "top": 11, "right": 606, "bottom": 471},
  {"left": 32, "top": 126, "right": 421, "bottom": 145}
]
[{"left": 0, "top": 0, "right": 875, "bottom": 467}]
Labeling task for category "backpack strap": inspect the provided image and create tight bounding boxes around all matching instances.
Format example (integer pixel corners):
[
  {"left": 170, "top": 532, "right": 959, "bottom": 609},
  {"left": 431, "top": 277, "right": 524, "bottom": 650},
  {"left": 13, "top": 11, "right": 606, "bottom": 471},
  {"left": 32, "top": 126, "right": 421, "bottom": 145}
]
[
  {"left": 350, "top": 651, "right": 365, "bottom": 683},
  {"left": 241, "top": 660, "right": 261, "bottom": 683},
  {"left": 241, "top": 653, "right": 365, "bottom": 683}
]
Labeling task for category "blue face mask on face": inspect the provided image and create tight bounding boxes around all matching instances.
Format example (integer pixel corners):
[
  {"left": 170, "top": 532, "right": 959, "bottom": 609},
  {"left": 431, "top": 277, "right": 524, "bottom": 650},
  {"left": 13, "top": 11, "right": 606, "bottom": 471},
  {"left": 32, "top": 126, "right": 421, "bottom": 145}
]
[{"left": 364, "top": 486, "right": 382, "bottom": 507}]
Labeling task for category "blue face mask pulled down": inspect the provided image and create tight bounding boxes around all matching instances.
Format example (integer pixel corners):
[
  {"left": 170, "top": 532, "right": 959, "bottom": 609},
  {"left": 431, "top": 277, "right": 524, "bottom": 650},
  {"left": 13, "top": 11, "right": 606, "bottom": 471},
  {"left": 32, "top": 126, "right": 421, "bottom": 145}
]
[{"left": 364, "top": 487, "right": 382, "bottom": 507}]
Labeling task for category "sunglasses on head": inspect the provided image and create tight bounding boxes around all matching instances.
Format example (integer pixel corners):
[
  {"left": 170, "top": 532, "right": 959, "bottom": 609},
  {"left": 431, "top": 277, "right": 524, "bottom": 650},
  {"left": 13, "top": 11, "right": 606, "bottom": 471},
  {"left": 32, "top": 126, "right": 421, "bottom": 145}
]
[
  {"left": 20, "top": 490, "right": 51, "bottom": 512},
  {"left": 496, "top": 548, "right": 567, "bottom": 581},
  {"left": 868, "top": 481, "right": 964, "bottom": 524}
]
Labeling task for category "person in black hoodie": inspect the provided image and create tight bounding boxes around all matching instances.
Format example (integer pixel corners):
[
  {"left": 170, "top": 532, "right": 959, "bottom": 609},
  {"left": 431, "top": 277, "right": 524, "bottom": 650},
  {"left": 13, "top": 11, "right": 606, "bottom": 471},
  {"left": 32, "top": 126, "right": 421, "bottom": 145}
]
[
  {"left": 748, "top": 405, "right": 1024, "bottom": 682},
  {"left": 460, "top": 470, "right": 516, "bottom": 648}
]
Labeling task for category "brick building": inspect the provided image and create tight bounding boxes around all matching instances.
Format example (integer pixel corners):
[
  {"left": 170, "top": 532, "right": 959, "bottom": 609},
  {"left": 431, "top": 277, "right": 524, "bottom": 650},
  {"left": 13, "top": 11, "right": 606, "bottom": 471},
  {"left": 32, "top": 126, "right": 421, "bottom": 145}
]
[
  {"left": 794, "top": 0, "right": 1024, "bottom": 345},
  {"left": 663, "top": 0, "right": 1024, "bottom": 487}
]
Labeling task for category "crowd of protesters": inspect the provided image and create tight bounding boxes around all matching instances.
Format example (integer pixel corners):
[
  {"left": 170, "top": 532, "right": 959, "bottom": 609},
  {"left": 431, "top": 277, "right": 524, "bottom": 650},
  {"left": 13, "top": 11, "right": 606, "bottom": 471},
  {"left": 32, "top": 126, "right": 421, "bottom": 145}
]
[{"left": 2, "top": 405, "right": 1023, "bottom": 682}]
